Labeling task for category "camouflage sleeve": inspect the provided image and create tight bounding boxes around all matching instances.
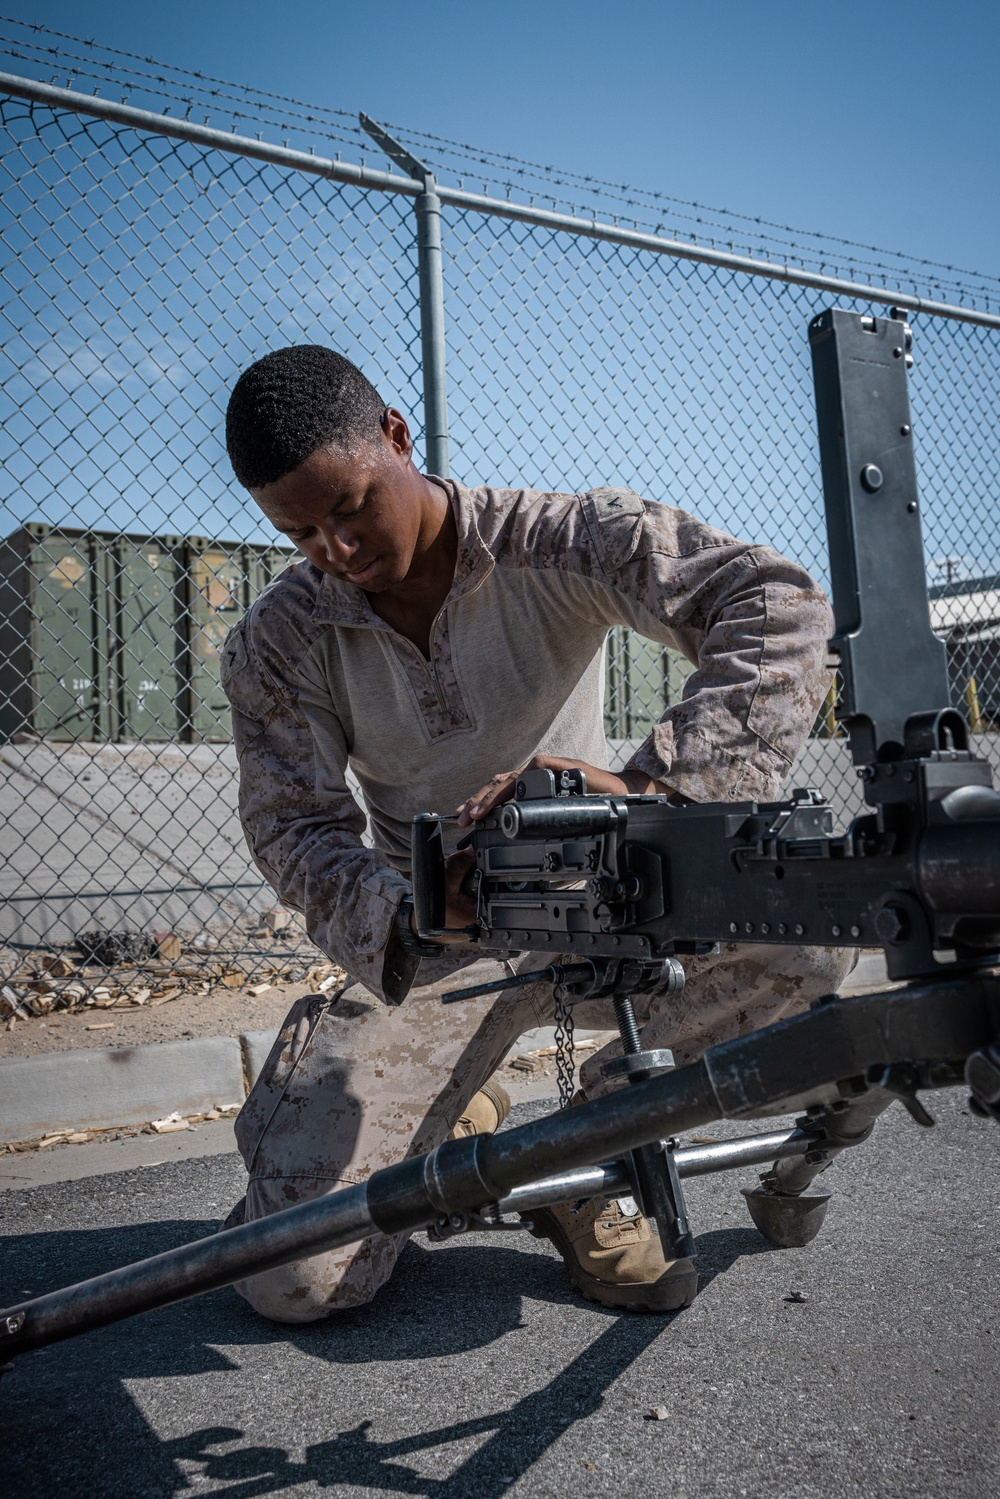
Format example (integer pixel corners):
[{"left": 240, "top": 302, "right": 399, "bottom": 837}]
[
  {"left": 220, "top": 619, "right": 418, "bottom": 1004},
  {"left": 579, "top": 488, "right": 834, "bottom": 802}
]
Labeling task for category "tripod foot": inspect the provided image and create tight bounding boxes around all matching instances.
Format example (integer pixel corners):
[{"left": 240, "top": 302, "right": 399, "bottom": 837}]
[{"left": 741, "top": 1185, "right": 832, "bottom": 1248}]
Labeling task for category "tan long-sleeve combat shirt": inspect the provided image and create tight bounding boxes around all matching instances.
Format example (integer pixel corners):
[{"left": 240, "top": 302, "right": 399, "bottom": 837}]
[{"left": 221, "top": 481, "right": 833, "bottom": 1003}]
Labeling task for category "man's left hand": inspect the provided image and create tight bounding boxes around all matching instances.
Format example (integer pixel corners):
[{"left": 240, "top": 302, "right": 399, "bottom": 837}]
[{"left": 456, "top": 754, "right": 670, "bottom": 827}]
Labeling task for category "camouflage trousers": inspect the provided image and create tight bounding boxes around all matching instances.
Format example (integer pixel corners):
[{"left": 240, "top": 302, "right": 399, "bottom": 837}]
[{"left": 232, "top": 943, "right": 854, "bottom": 1323}]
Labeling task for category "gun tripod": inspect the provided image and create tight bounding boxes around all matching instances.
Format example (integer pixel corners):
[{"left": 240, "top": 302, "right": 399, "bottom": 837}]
[{"left": 434, "top": 956, "right": 892, "bottom": 1257}]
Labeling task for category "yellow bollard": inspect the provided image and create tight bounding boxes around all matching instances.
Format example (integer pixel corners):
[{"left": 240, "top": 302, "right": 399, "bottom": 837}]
[
  {"left": 821, "top": 681, "right": 838, "bottom": 739},
  {"left": 965, "top": 675, "right": 985, "bottom": 735}
]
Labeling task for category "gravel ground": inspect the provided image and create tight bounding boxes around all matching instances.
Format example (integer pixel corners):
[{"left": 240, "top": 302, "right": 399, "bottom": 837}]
[{"left": 1, "top": 1090, "right": 998, "bottom": 1499}]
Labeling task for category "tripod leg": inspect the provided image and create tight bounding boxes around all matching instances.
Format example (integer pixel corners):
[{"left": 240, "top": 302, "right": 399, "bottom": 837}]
[
  {"left": 607, "top": 987, "right": 698, "bottom": 1263},
  {"left": 741, "top": 1089, "right": 895, "bottom": 1247},
  {"left": 628, "top": 1140, "right": 696, "bottom": 1261}
]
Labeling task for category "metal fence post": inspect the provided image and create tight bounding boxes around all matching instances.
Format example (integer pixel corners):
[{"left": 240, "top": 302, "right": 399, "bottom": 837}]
[
  {"left": 359, "top": 113, "right": 450, "bottom": 477},
  {"left": 414, "top": 179, "right": 450, "bottom": 478}
]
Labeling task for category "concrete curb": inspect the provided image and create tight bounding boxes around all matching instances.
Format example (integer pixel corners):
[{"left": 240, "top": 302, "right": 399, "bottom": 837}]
[
  {"left": 0, "top": 1035, "right": 247, "bottom": 1144},
  {"left": 0, "top": 1023, "right": 614, "bottom": 1143},
  {"left": 241, "top": 1028, "right": 281, "bottom": 1090},
  {"left": 0, "top": 957, "right": 890, "bottom": 1144}
]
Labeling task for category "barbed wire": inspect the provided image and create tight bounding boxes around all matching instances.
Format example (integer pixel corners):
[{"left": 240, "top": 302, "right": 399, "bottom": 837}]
[
  {"left": 0, "top": 14, "right": 358, "bottom": 119},
  {"left": 0, "top": 13, "right": 996, "bottom": 304},
  {"left": 0, "top": 33, "right": 369, "bottom": 155},
  {"left": 382, "top": 118, "right": 1000, "bottom": 294}
]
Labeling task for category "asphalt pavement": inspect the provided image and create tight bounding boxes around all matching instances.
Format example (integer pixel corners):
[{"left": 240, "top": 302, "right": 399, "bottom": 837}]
[{"left": 1, "top": 1091, "right": 998, "bottom": 1499}]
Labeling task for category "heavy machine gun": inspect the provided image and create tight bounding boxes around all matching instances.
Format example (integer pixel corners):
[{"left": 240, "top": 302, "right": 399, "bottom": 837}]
[
  {"left": 2, "top": 308, "right": 999, "bottom": 1369},
  {"left": 414, "top": 307, "right": 999, "bottom": 986},
  {"left": 404, "top": 305, "right": 1000, "bottom": 1262}
]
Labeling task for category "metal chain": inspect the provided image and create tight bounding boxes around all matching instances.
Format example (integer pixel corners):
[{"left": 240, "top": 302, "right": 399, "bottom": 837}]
[{"left": 552, "top": 984, "right": 576, "bottom": 1110}]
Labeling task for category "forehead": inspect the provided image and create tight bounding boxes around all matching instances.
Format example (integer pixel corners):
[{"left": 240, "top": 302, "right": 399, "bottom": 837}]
[{"left": 253, "top": 444, "right": 375, "bottom": 523}]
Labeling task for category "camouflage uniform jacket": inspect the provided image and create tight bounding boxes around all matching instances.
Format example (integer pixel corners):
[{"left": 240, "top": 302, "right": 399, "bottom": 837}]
[{"left": 221, "top": 480, "right": 833, "bottom": 1004}]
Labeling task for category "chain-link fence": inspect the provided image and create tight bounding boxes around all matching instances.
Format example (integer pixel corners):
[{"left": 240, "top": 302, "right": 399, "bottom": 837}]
[{"left": 2, "top": 75, "right": 999, "bottom": 978}]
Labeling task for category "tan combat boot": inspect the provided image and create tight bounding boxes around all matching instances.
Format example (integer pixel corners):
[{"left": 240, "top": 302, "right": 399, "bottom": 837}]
[
  {"left": 526, "top": 1194, "right": 698, "bottom": 1312},
  {"left": 450, "top": 1078, "right": 512, "bottom": 1139}
]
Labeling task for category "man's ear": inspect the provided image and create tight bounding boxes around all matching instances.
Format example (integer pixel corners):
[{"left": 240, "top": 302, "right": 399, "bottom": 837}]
[{"left": 381, "top": 407, "right": 413, "bottom": 461}]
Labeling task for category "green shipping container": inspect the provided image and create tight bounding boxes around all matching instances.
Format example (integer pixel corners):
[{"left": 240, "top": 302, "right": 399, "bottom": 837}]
[
  {"left": 605, "top": 627, "right": 695, "bottom": 741},
  {"left": 0, "top": 525, "right": 294, "bottom": 744}
]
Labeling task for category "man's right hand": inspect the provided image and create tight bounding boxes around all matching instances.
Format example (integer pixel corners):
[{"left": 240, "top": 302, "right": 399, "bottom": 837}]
[{"left": 456, "top": 753, "right": 674, "bottom": 828}]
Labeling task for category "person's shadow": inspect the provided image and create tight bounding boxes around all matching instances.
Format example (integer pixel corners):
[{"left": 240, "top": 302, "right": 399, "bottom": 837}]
[{"left": 2, "top": 1212, "right": 772, "bottom": 1498}]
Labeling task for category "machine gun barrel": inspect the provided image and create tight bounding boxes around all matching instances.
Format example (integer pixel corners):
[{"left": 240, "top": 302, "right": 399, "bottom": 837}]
[{"left": 0, "top": 1053, "right": 723, "bottom": 1359}]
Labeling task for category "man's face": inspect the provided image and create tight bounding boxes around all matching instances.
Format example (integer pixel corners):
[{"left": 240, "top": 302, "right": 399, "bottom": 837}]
[{"left": 250, "top": 410, "right": 423, "bottom": 593}]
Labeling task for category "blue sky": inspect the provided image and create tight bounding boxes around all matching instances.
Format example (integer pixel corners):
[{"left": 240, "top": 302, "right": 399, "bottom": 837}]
[
  {"left": 2, "top": 0, "right": 998, "bottom": 283},
  {"left": 0, "top": 2, "right": 997, "bottom": 591}
]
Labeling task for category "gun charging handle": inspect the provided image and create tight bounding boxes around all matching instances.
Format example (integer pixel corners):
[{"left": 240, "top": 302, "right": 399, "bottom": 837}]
[{"left": 440, "top": 961, "right": 600, "bottom": 1005}]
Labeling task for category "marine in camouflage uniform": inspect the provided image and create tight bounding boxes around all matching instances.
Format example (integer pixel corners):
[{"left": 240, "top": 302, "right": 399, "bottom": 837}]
[{"left": 221, "top": 346, "right": 852, "bottom": 1322}]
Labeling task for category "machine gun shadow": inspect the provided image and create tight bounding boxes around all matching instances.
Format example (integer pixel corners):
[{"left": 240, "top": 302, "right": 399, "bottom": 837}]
[{"left": 2, "top": 309, "right": 999, "bottom": 1370}]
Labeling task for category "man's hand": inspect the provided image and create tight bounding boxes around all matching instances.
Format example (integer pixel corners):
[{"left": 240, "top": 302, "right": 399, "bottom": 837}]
[
  {"left": 455, "top": 754, "right": 671, "bottom": 828},
  {"left": 417, "top": 757, "right": 673, "bottom": 946}
]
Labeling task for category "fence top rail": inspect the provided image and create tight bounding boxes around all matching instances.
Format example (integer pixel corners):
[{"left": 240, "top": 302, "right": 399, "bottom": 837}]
[
  {"left": 0, "top": 70, "right": 418, "bottom": 197},
  {"left": 2, "top": 70, "right": 999, "bottom": 333}
]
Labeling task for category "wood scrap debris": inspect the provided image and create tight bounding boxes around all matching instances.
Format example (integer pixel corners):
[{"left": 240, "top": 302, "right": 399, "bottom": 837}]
[
  {"left": 0, "top": 1103, "right": 242, "bottom": 1156},
  {"left": 0, "top": 943, "right": 346, "bottom": 1025}
]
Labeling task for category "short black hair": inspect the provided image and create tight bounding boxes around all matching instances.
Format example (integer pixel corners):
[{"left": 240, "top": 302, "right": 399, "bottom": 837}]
[{"left": 225, "top": 345, "right": 386, "bottom": 488}]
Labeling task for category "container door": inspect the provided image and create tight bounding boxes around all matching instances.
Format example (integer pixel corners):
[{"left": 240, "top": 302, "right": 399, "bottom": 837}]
[
  {"left": 605, "top": 629, "right": 694, "bottom": 744},
  {"left": 115, "top": 538, "right": 180, "bottom": 741},
  {"left": 29, "top": 534, "right": 109, "bottom": 741},
  {"left": 186, "top": 546, "right": 248, "bottom": 741}
]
